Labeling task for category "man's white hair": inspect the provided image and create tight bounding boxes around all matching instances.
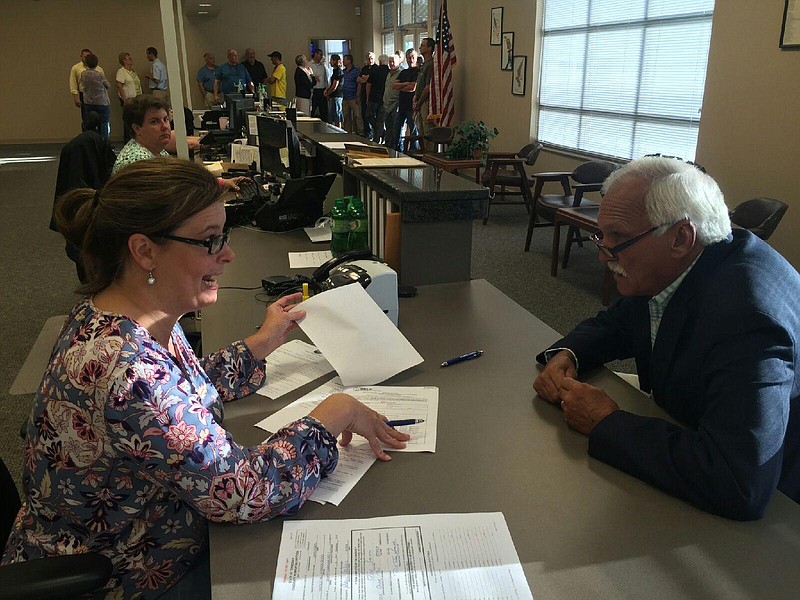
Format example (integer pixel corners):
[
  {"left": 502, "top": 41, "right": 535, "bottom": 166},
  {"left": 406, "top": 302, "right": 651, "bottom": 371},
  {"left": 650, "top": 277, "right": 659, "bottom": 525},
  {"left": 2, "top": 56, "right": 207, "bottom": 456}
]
[
  {"left": 378, "top": 54, "right": 389, "bottom": 65},
  {"left": 602, "top": 156, "right": 731, "bottom": 246}
]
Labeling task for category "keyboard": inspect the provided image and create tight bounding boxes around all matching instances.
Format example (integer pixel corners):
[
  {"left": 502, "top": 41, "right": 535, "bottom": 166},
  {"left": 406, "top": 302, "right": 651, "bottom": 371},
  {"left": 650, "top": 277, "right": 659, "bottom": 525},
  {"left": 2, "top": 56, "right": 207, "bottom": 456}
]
[{"left": 236, "top": 178, "right": 262, "bottom": 201}]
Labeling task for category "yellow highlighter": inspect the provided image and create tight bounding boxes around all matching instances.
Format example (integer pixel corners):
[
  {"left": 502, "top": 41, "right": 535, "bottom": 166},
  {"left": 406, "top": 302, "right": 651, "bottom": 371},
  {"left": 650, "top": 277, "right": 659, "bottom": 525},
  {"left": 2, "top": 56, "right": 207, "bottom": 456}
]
[{"left": 302, "top": 282, "right": 309, "bottom": 302}]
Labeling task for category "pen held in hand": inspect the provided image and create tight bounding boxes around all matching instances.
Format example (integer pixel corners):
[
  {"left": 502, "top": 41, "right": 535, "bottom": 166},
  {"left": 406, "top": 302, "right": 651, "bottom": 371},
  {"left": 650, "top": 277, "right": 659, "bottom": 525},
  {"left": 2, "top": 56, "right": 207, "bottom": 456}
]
[
  {"left": 385, "top": 419, "right": 425, "bottom": 427},
  {"left": 440, "top": 350, "right": 483, "bottom": 368}
]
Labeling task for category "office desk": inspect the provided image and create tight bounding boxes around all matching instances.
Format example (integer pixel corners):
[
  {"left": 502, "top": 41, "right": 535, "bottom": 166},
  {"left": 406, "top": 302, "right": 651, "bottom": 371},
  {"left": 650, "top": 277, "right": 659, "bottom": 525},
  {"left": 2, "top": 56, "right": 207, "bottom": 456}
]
[
  {"left": 296, "top": 122, "right": 490, "bottom": 287},
  {"left": 206, "top": 228, "right": 800, "bottom": 600}
]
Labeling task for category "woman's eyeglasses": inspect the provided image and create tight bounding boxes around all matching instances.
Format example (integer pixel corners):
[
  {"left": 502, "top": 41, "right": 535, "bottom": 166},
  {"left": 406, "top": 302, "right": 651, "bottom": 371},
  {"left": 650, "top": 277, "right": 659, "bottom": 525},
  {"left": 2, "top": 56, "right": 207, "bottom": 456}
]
[{"left": 160, "top": 230, "right": 230, "bottom": 255}]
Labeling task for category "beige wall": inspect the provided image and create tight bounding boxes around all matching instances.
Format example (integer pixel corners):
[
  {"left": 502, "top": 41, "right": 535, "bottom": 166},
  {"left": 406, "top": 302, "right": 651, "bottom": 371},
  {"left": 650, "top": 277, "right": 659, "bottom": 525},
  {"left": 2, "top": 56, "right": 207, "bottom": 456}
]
[
  {"left": 446, "top": 0, "right": 800, "bottom": 266},
  {"left": 0, "top": 0, "right": 362, "bottom": 144},
  {"left": 0, "top": 0, "right": 166, "bottom": 144}
]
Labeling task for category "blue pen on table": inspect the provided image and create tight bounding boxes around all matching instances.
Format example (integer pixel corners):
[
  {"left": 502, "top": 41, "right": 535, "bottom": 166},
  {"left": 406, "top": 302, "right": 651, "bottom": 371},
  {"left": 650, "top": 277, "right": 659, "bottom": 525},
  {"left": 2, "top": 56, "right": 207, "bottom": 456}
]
[
  {"left": 440, "top": 350, "right": 483, "bottom": 368},
  {"left": 385, "top": 419, "right": 425, "bottom": 427}
]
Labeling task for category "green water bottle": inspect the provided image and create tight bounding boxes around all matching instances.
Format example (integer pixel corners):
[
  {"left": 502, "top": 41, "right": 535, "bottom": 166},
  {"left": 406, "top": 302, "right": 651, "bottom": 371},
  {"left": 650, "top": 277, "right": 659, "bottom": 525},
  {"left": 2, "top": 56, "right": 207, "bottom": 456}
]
[
  {"left": 330, "top": 198, "right": 351, "bottom": 257},
  {"left": 347, "top": 197, "right": 369, "bottom": 252}
]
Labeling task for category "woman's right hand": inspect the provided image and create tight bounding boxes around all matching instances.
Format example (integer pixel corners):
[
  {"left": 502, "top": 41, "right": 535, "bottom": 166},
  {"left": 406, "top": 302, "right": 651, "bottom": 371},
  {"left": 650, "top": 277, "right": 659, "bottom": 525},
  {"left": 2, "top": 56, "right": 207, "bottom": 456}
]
[{"left": 309, "top": 394, "right": 410, "bottom": 461}]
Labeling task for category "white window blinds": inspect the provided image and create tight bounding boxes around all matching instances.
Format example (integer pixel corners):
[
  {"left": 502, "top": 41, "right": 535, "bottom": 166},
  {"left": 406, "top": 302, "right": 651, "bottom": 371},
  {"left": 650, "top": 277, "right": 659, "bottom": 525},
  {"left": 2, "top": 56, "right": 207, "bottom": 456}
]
[{"left": 537, "top": 0, "right": 714, "bottom": 161}]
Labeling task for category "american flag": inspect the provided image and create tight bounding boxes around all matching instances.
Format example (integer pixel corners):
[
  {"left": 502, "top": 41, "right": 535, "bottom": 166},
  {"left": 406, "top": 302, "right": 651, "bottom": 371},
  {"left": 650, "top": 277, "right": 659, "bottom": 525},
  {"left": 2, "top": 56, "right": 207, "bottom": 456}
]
[{"left": 430, "top": 0, "right": 457, "bottom": 127}]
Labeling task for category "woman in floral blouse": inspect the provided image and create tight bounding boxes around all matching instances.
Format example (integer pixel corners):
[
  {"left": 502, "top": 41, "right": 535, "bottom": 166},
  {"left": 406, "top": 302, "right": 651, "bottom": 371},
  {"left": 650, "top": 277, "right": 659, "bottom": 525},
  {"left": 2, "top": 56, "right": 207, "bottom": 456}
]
[{"left": 2, "top": 157, "right": 409, "bottom": 599}]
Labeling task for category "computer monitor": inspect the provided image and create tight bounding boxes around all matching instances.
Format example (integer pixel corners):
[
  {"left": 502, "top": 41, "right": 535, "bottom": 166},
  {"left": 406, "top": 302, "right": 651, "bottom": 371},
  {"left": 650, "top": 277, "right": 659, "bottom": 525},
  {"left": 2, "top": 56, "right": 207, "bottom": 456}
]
[
  {"left": 256, "top": 115, "right": 288, "bottom": 177},
  {"left": 286, "top": 121, "right": 302, "bottom": 180},
  {"left": 254, "top": 173, "right": 337, "bottom": 232},
  {"left": 229, "top": 97, "right": 255, "bottom": 135}
]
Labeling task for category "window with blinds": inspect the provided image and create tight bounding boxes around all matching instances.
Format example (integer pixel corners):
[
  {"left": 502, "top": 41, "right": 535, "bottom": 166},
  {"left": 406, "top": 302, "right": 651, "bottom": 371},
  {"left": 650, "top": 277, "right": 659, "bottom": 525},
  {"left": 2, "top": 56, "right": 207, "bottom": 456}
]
[{"left": 537, "top": 0, "right": 715, "bottom": 161}]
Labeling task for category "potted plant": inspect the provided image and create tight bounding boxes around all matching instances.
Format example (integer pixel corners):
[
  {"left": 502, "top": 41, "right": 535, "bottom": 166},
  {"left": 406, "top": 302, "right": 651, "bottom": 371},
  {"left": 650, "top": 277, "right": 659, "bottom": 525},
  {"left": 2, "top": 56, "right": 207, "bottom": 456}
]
[{"left": 446, "top": 120, "right": 499, "bottom": 164}]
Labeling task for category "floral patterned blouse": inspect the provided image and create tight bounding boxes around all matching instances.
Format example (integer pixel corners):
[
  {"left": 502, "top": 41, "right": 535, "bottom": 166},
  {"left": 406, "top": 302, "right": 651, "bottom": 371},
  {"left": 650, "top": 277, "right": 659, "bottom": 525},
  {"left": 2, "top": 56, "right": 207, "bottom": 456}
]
[{"left": 2, "top": 299, "right": 338, "bottom": 599}]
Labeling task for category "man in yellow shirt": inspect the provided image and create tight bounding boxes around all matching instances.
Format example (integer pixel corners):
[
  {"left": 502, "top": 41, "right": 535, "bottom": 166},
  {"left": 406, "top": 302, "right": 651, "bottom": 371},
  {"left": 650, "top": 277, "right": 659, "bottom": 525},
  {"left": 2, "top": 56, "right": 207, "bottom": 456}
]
[
  {"left": 69, "top": 48, "right": 105, "bottom": 131},
  {"left": 267, "top": 51, "right": 287, "bottom": 105}
]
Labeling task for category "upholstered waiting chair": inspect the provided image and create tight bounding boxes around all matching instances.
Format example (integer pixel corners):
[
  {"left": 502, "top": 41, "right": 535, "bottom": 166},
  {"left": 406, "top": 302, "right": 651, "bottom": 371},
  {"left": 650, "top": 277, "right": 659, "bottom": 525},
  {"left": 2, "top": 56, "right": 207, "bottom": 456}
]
[
  {"left": 481, "top": 142, "right": 543, "bottom": 224},
  {"left": 524, "top": 160, "right": 618, "bottom": 252},
  {"left": 729, "top": 197, "right": 788, "bottom": 240},
  {"left": 0, "top": 457, "right": 114, "bottom": 599}
]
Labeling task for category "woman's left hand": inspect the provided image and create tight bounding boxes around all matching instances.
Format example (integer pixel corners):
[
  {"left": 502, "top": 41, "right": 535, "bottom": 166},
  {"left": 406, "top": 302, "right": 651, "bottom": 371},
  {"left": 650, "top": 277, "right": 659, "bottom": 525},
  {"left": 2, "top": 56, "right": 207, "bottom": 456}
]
[{"left": 245, "top": 293, "right": 306, "bottom": 360}]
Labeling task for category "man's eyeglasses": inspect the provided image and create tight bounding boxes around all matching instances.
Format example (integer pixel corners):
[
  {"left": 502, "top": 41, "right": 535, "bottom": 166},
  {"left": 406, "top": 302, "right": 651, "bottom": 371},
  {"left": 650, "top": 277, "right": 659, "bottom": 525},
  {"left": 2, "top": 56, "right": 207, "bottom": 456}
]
[
  {"left": 643, "top": 153, "right": 706, "bottom": 174},
  {"left": 160, "top": 230, "right": 230, "bottom": 255},
  {"left": 590, "top": 220, "right": 683, "bottom": 259}
]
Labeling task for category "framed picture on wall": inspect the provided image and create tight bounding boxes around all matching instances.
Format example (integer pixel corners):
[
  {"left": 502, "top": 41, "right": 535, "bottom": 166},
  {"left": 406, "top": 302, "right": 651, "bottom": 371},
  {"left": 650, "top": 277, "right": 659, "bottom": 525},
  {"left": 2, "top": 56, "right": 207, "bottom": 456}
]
[
  {"left": 512, "top": 56, "right": 527, "bottom": 96},
  {"left": 491, "top": 8, "right": 503, "bottom": 45},
  {"left": 501, "top": 32, "right": 514, "bottom": 70},
  {"left": 780, "top": 0, "right": 800, "bottom": 48}
]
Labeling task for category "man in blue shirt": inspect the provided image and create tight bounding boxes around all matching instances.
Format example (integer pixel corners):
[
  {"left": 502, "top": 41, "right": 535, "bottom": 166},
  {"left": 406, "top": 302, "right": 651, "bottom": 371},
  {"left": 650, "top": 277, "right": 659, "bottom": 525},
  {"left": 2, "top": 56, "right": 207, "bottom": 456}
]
[
  {"left": 341, "top": 54, "right": 363, "bottom": 136},
  {"left": 196, "top": 52, "right": 220, "bottom": 108},
  {"left": 214, "top": 49, "right": 254, "bottom": 104},
  {"left": 144, "top": 47, "right": 168, "bottom": 99}
]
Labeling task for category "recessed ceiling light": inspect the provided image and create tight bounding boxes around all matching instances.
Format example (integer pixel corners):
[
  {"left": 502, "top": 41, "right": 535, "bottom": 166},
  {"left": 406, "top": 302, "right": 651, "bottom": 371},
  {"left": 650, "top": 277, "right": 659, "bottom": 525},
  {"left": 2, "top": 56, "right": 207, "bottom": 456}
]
[
  {"left": 198, "top": 10, "right": 209, "bottom": 14},
  {"left": 199, "top": 3, "right": 211, "bottom": 6}
]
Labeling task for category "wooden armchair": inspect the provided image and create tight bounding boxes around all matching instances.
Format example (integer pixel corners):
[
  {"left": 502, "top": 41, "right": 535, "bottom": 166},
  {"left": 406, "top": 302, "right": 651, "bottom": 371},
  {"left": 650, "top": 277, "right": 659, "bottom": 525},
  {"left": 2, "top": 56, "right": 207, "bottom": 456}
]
[{"left": 480, "top": 142, "right": 543, "bottom": 224}]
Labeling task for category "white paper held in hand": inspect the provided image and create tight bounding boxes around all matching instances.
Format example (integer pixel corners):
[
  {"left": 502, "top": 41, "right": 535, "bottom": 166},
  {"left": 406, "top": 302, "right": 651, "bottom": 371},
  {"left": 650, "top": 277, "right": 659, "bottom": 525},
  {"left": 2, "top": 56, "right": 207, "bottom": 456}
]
[{"left": 292, "top": 284, "right": 423, "bottom": 386}]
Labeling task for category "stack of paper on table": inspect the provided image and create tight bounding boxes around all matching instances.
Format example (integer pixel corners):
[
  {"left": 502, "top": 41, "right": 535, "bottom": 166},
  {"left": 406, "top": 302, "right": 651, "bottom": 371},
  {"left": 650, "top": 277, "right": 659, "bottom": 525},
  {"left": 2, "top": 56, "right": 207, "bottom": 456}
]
[
  {"left": 349, "top": 156, "right": 427, "bottom": 168},
  {"left": 273, "top": 512, "right": 533, "bottom": 600},
  {"left": 257, "top": 377, "right": 438, "bottom": 505}
]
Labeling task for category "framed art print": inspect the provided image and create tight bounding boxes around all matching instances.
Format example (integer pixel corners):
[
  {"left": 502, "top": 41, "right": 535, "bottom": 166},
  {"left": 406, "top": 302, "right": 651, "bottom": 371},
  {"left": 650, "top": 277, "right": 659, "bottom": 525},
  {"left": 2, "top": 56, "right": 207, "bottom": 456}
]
[
  {"left": 512, "top": 55, "right": 527, "bottom": 96},
  {"left": 501, "top": 32, "right": 514, "bottom": 70},
  {"left": 491, "top": 7, "right": 503, "bottom": 45},
  {"left": 780, "top": 0, "right": 800, "bottom": 48}
]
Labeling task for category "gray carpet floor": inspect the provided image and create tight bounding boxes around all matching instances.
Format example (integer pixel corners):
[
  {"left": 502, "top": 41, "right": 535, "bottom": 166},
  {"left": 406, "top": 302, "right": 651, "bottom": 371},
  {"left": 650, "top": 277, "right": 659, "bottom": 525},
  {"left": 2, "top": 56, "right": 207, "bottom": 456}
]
[{"left": 0, "top": 145, "right": 631, "bottom": 492}]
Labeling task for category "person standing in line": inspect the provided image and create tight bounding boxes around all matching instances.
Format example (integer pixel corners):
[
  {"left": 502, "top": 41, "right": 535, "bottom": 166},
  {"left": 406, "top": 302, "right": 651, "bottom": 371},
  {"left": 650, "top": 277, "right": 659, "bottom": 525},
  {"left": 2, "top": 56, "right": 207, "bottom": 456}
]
[
  {"left": 80, "top": 54, "right": 111, "bottom": 140},
  {"left": 214, "top": 49, "right": 254, "bottom": 104},
  {"left": 267, "top": 51, "right": 287, "bottom": 105},
  {"left": 70, "top": 48, "right": 105, "bottom": 131},
  {"left": 310, "top": 48, "right": 330, "bottom": 121},
  {"left": 393, "top": 49, "right": 419, "bottom": 151},
  {"left": 413, "top": 38, "right": 437, "bottom": 151},
  {"left": 196, "top": 52, "right": 221, "bottom": 109},
  {"left": 340, "top": 54, "right": 363, "bottom": 135},
  {"left": 382, "top": 54, "right": 402, "bottom": 150},
  {"left": 358, "top": 52, "right": 375, "bottom": 139},
  {"left": 242, "top": 48, "right": 269, "bottom": 90},
  {"left": 144, "top": 46, "right": 168, "bottom": 100},
  {"left": 394, "top": 49, "right": 407, "bottom": 70},
  {"left": 293, "top": 55, "right": 315, "bottom": 116},
  {"left": 366, "top": 54, "right": 390, "bottom": 144},
  {"left": 116, "top": 53, "right": 142, "bottom": 143},
  {"left": 324, "top": 54, "right": 344, "bottom": 128}
]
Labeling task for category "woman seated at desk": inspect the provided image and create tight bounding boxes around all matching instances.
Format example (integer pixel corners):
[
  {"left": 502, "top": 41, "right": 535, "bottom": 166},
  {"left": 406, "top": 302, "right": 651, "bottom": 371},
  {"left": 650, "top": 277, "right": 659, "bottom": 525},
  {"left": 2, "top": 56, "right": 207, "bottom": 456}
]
[{"left": 2, "top": 158, "right": 409, "bottom": 599}]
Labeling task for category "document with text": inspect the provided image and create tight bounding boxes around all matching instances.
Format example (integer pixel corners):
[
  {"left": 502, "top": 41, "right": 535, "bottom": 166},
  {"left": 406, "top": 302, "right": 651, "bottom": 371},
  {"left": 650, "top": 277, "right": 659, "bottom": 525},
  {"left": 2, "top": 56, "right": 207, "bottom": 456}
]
[
  {"left": 288, "top": 250, "right": 333, "bottom": 269},
  {"left": 273, "top": 512, "right": 533, "bottom": 600},
  {"left": 255, "top": 340, "right": 334, "bottom": 400},
  {"left": 255, "top": 379, "right": 438, "bottom": 453},
  {"left": 292, "top": 283, "right": 423, "bottom": 386}
]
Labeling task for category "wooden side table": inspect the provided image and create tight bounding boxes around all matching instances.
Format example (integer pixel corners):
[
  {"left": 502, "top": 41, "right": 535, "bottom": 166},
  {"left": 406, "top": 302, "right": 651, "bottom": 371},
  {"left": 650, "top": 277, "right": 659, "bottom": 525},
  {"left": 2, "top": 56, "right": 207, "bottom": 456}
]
[
  {"left": 418, "top": 153, "right": 482, "bottom": 183},
  {"left": 551, "top": 206, "right": 615, "bottom": 305}
]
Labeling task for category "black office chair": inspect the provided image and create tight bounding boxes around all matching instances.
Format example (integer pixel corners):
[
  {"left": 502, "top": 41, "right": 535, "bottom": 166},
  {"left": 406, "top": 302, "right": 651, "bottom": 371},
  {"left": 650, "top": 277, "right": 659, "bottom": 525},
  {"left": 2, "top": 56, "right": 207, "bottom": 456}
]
[
  {"left": 524, "top": 160, "right": 618, "bottom": 252},
  {"left": 0, "top": 457, "right": 114, "bottom": 599},
  {"left": 51, "top": 112, "right": 117, "bottom": 282},
  {"left": 729, "top": 197, "right": 788, "bottom": 241}
]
